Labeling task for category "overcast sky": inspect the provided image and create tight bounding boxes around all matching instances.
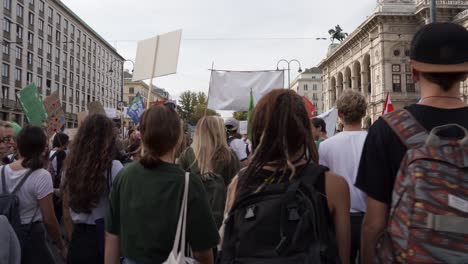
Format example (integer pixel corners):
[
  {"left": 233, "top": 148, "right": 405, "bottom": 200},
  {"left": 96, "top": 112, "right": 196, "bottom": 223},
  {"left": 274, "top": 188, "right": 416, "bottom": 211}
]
[{"left": 62, "top": 0, "right": 377, "bottom": 99}]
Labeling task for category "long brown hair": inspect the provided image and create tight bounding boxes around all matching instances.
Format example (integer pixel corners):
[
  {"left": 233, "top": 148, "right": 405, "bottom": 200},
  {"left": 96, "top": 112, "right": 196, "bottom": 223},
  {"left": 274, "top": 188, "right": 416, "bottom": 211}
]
[
  {"left": 238, "top": 89, "right": 318, "bottom": 192},
  {"left": 63, "top": 114, "right": 115, "bottom": 213},
  {"left": 139, "top": 104, "right": 182, "bottom": 169}
]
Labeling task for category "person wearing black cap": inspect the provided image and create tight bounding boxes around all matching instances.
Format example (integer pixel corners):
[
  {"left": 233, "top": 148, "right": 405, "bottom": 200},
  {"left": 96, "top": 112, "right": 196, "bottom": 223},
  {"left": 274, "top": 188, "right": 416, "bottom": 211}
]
[{"left": 355, "top": 22, "right": 468, "bottom": 263}]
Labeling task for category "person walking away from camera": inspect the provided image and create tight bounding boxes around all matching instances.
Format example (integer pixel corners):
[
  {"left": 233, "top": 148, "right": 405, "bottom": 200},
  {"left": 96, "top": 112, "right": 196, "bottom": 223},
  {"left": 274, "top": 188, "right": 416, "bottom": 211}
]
[
  {"left": 105, "top": 105, "right": 219, "bottom": 264},
  {"left": 49, "top": 132, "right": 69, "bottom": 222},
  {"left": 356, "top": 23, "right": 468, "bottom": 263},
  {"left": 224, "top": 118, "right": 249, "bottom": 167},
  {"left": 220, "top": 90, "right": 350, "bottom": 264},
  {"left": 179, "top": 116, "right": 240, "bottom": 228},
  {"left": 311, "top": 118, "right": 328, "bottom": 149},
  {"left": 62, "top": 114, "right": 124, "bottom": 264},
  {"left": 318, "top": 90, "right": 368, "bottom": 264},
  {"left": 0, "top": 126, "right": 66, "bottom": 263}
]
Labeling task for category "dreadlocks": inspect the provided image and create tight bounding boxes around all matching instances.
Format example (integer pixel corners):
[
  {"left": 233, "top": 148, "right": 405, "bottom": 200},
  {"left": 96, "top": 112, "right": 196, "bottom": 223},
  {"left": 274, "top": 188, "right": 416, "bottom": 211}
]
[{"left": 237, "top": 89, "right": 318, "bottom": 197}]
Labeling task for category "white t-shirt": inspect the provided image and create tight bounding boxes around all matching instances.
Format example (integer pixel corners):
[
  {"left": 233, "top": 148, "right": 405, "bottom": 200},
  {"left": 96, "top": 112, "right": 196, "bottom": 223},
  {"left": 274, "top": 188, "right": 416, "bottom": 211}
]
[
  {"left": 228, "top": 137, "right": 248, "bottom": 161},
  {"left": 0, "top": 165, "right": 53, "bottom": 224},
  {"left": 318, "top": 131, "right": 368, "bottom": 213},
  {"left": 66, "top": 160, "right": 123, "bottom": 225},
  {"left": 49, "top": 150, "right": 58, "bottom": 173}
]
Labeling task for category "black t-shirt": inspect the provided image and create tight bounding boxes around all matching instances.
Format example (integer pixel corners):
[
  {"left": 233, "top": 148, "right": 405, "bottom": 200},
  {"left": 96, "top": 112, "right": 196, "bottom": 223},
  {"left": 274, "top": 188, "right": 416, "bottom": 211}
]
[{"left": 355, "top": 104, "right": 468, "bottom": 205}]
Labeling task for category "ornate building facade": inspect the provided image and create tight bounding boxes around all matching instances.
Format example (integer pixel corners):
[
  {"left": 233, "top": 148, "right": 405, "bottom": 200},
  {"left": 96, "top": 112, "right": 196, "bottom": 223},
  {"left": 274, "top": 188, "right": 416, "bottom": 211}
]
[
  {"left": 291, "top": 67, "right": 324, "bottom": 115},
  {"left": 318, "top": 0, "right": 468, "bottom": 128}
]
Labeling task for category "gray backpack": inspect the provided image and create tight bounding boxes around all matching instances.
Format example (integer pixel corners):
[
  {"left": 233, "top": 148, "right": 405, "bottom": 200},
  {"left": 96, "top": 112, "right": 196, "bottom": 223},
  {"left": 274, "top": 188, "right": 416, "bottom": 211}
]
[{"left": 0, "top": 166, "right": 35, "bottom": 230}]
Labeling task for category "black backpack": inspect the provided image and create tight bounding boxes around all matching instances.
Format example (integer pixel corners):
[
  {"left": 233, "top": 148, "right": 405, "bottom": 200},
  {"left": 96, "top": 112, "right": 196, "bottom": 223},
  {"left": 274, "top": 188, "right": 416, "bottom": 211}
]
[
  {"left": 0, "top": 166, "right": 35, "bottom": 230},
  {"left": 219, "top": 163, "right": 340, "bottom": 264}
]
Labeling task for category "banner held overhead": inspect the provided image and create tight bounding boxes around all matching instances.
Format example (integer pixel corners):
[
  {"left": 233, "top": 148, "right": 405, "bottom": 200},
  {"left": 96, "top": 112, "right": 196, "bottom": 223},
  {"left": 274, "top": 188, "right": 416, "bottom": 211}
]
[{"left": 207, "top": 70, "right": 284, "bottom": 111}]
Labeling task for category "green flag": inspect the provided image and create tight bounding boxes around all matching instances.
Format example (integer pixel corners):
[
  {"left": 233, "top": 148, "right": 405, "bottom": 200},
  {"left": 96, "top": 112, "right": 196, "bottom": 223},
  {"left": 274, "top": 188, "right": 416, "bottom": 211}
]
[{"left": 247, "top": 88, "right": 254, "bottom": 139}]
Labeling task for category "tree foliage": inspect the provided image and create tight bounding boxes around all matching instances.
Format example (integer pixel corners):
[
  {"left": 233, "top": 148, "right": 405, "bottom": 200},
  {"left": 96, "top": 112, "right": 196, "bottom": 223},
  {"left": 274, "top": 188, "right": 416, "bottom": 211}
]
[
  {"left": 178, "top": 91, "right": 218, "bottom": 125},
  {"left": 233, "top": 111, "right": 248, "bottom": 121}
]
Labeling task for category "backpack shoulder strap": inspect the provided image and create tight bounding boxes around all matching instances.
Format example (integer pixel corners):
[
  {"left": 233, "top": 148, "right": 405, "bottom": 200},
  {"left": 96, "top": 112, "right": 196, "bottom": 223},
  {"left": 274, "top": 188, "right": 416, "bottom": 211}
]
[
  {"left": 1, "top": 166, "right": 7, "bottom": 194},
  {"left": 382, "top": 109, "right": 429, "bottom": 149},
  {"left": 298, "top": 162, "right": 329, "bottom": 192},
  {"left": 49, "top": 151, "right": 59, "bottom": 161},
  {"left": 11, "top": 170, "right": 35, "bottom": 195}
]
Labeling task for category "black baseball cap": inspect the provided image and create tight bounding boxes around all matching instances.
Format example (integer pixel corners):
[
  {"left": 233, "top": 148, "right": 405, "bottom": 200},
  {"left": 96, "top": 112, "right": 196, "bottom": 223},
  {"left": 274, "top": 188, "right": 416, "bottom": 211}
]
[{"left": 410, "top": 23, "right": 468, "bottom": 73}]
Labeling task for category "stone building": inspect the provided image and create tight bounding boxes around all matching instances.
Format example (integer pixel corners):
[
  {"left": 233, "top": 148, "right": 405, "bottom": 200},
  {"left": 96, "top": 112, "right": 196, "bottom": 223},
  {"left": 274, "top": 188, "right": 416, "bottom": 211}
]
[
  {"left": 291, "top": 67, "right": 324, "bottom": 115},
  {"left": 318, "top": 0, "right": 468, "bottom": 128},
  {"left": 123, "top": 71, "right": 169, "bottom": 107},
  {"left": 2, "top": 0, "right": 124, "bottom": 127}
]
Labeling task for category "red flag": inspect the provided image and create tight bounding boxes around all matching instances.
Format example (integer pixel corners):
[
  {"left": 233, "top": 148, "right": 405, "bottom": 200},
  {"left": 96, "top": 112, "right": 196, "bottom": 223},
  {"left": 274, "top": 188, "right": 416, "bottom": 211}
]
[
  {"left": 302, "top": 97, "right": 315, "bottom": 118},
  {"left": 382, "top": 92, "right": 394, "bottom": 115}
]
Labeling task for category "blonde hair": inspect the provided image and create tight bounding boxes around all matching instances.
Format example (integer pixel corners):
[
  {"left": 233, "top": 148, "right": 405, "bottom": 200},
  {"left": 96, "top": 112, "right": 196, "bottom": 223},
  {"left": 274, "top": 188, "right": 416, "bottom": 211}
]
[{"left": 192, "top": 116, "right": 232, "bottom": 179}]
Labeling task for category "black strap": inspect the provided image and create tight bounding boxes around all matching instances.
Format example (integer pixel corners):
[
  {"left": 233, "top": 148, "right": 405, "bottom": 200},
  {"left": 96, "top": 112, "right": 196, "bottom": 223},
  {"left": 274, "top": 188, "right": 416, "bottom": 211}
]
[
  {"left": 49, "top": 151, "right": 59, "bottom": 162},
  {"left": 12, "top": 169, "right": 35, "bottom": 195},
  {"left": 106, "top": 166, "right": 112, "bottom": 196},
  {"left": 1, "top": 166, "right": 7, "bottom": 194}
]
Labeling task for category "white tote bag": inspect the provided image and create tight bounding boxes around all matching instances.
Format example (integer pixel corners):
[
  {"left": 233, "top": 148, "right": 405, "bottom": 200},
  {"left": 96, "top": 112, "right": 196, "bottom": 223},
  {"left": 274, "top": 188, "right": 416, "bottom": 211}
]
[{"left": 163, "top": 172, "right": 198, "bottom": 264}]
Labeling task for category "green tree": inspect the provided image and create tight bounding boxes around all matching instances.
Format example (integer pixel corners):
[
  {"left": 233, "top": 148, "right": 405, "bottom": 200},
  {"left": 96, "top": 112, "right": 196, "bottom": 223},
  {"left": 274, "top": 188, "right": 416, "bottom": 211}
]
[
  {"left": 190, "top": 104, "right": 218, "bottom": 125},
  {"left": 233, "top": 111, "right": 248, "bottom": 121},
  {"left": 178, "top": 91, "right": 198, "bottom": 122},
  {"left": 197, "top": 92, "right": 207, "bottom": 105},
  {"left": 178, "top": 91, "right": 218, "bottom": 125}
]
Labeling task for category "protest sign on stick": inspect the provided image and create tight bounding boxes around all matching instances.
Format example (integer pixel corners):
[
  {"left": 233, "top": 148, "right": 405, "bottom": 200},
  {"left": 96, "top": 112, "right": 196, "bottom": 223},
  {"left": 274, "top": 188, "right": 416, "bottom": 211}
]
[
  {"left": 133, "top": 29, "right": 182, "bottom": 108},
  {"left": 43, "top": 91, "right": 65, "bottom": 138},
  {"left": 16, "top": 84, "right": 48, "bottom": 127}
]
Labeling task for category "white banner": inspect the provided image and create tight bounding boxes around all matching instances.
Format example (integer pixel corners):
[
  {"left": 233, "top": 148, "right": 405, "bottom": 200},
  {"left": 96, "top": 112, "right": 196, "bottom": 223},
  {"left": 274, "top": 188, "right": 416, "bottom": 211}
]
[
  {"left": 207, "top": 70, "right": 285, "bottom": 111},
  {"left": 132, "top": 29, "right": 182, "bottom": 81},
  {"left": 317, "top": 108, "right": 338, "bottom": 138},
  {"left": 239, "top": 121, "right": 248, "bottom": 135},
  {"left": 105, "top": 108, "right": 117, "bottom": 119}
]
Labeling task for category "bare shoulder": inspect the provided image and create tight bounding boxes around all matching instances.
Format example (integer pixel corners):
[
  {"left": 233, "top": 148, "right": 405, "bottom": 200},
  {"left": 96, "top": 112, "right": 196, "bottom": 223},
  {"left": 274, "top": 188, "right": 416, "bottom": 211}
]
[
  {"left": 324, "top": 171, "right": 350, "bottom": 212},
  {"left": 325, "top": 171, "right": 349, "bottom": 193}
]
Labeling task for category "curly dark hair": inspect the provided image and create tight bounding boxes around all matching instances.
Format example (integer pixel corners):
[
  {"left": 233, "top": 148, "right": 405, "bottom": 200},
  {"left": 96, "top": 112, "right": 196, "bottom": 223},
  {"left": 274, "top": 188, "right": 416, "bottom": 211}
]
[{"left": 63, "top": 114, "right": 115, "bottom": 213}]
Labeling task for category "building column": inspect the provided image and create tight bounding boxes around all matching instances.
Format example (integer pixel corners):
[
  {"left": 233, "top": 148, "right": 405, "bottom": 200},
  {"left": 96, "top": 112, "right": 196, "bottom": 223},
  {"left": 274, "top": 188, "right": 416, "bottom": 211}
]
[
  {"left": 361, "top": 71, "right": 369, "bottom": 95},
  {"left": 351, "top": 76, "right": 358, "bottom": 90},
  {"left": 336, "top": 85, "right": 343, "bottom": 99}
]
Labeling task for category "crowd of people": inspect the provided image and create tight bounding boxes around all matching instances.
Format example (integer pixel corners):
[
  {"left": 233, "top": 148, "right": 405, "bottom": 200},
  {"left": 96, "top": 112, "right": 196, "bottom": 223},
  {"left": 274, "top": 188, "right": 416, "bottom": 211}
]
[{"left": 0, "top": 22, "right": 467, "bottom": 264}]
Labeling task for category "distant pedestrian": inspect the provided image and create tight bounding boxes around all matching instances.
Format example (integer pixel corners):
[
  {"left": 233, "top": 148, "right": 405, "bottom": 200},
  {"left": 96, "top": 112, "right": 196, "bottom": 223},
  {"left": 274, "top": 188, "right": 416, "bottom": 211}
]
[
  {"left": 179, "top": 116, "right": 240, "bottom": 228},
  {"left": 311, "top": 118, "right": 328, "bottom": 149},
  {"left": 224, "top": 118, "right": 248, "bottom": 167},
  {"left": 49, "top": 132, "right": 69, "bottom": 222},
  {"left": 62, "top": 114, "right": 123, "bottom": 264},
  {"left": 0, "top": 126, "right": 66, "bottom": 263},
  {"left": 357, "top": 23, "right": 468, "bottom": 263},
  {"left": 105, "top": 105, "right": 219, "bottom": 264},
  {"left": 220, "top": 90, "right": 350, "bottom": 264},
  {"left": 319, "top": 89, "right": 368, "bottom": 264}
]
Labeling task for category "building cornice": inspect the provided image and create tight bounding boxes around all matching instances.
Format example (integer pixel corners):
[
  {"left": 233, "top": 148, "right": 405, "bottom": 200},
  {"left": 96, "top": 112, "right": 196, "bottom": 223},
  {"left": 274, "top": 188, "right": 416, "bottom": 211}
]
[
  {"left": 318, "top": 12, "right": 419, "bottom": 70},
  {"left": 51, "top": 0, "right": 125, "bottom": 60}
]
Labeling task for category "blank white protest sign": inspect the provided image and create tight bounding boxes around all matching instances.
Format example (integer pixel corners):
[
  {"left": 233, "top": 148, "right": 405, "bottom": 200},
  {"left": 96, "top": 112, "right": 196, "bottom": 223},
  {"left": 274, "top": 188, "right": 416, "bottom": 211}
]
[{"left": 132, "top": 29, "right": 182, "bottom": 81}]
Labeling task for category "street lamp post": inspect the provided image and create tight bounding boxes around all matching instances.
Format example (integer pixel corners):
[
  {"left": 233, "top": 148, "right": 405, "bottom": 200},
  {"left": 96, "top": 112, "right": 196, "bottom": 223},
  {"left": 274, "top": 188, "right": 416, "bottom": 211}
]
[
  {"left": 108, "top": 59, "right": 135, "bottom": 106},
  {"left": 276, "top": 59, "right": 303, "bottom": 88}
]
